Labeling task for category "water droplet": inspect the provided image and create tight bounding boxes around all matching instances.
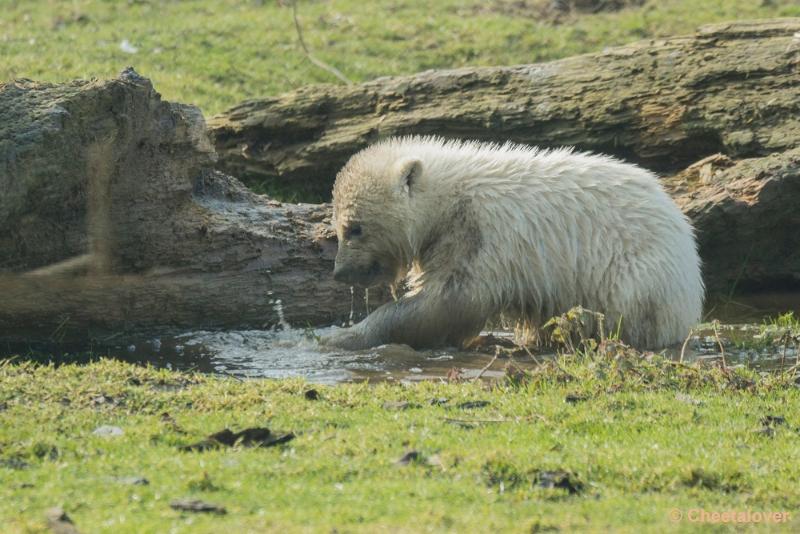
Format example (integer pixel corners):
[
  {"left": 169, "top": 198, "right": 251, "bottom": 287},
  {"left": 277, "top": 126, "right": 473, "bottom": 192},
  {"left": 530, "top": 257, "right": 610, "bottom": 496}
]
[
  {"left": 348, "top": 286, "right": 355, "bottom": 326},
  {"left": 272, "top": 298, "right": 291, "bottom": 331}
]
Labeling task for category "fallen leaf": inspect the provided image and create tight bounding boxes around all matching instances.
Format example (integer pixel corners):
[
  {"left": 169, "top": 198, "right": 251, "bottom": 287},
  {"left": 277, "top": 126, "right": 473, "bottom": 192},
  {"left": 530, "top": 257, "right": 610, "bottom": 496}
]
[
  {"left": 504, "top": 363, "right": 530, "bottom": 385},
  {"left": 180, "top": 427, "right": 294, "bottom": 452},
  {"left": 761, "top": 415, "right": 786, "bottom": 427},
  {"left": 170, "top": 498, "right": 226, "bottom": 515},
  {"left": 396, "top": 450, "right": 421, "bottom": 465},
  {"left": 45, "top": 507, "right": 79, "bottom": 534},
  {"left": 382, "top": 401, "right": 420, "bottom": 411},
  {"left": 456, "top": 400, "right": 491, "bottom": 410},
  {"left": 91, "top": 395, "right": 117, "bottom": 407},
  {"left": 533, "top": 470, "right": 584, "bottom": 494},
  {"left": 756, "top": 426, "right": 775, "bottom": 438},
  {"left": 756, "top": 415, "right": 787, "bottom": 437},
  {"left": 446, "top": 367, "right": 464, "bottom": 382},
  {"left": 0, "top": 457, "right": 29, "bottom": 470},
  {"left": 160, "top": 412, "right": 186, "bottom": 434},
  {"left": 113, "top": 476, "right": 149, "bottom": 486}
]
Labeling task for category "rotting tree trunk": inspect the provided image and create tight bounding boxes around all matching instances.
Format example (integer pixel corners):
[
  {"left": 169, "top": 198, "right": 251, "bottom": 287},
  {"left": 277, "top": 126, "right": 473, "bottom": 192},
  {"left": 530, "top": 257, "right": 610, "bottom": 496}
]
[
  {"left": 210, "top": 19, "right": 800, "bottom": 292},
  {"left": 0, "top": 70, "right": 376, "bottom": 343},
  {"left": 664, "top": 148, "right": 800, "bottom": 293}
]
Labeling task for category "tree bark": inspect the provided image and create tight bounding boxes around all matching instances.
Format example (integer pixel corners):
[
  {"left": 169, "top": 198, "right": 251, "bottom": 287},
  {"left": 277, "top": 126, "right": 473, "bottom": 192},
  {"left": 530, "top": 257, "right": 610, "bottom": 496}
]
[
  {"left": 665, "top": 148, "right": 800, "bottom": 293},
  {"left": 0, "top": 70, "right": 376, "bottom": 343}
]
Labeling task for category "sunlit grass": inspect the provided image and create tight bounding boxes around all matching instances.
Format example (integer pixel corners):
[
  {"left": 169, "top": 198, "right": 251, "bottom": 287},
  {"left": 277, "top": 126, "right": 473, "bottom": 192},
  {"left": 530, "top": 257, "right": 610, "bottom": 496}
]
[
  {"left": 2, "top": 358, "right": 800, "bottom": 532},
  {"left": 1, "top": 0, "right": 798, "bottom": 115}
]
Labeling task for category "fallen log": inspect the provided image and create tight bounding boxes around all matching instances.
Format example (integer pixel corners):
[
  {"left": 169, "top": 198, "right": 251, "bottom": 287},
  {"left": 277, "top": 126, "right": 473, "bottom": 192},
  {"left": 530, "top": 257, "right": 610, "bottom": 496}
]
[
  {"left": 0, "top": 70, "right": 376, "bottom": 343},
  {"left": 665, "top": 148, "right": 800, "bottom": 293}
]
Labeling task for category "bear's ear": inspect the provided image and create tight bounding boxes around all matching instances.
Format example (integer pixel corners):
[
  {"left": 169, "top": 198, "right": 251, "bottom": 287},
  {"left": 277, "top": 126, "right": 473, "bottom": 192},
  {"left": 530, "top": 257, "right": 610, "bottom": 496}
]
[{"left": 396, "top": 158, "right": 422, "bottom": 196}]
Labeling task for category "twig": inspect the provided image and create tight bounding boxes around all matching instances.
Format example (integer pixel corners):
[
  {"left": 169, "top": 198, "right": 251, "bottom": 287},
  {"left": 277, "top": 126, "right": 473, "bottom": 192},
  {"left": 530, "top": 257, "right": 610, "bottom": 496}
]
[
  {"left": 291, "top": 1, "right": 352, "bottom": 84},
  {"left": 521, "top": 343, "right": 542, "bottom": 365},
  {"left": 712, "top": 320, "right": 727, "bottom": 371},
  {"left": 474, "top": 349, "right": 499, "bottom": 380},
  {"left": 215, "top": 369, "right": 244, "bottom": 382},
  {"left": 679, "top": 328, "right": 693, "bottom": 364},
  {"left": 444, "top": 414, "right": 546, "bottom": 426},
  {"left": 49, "top": 314, "right": 71, "bottom": 342},
  {"left": 0, "top": 354, "right": 21, "bottom": 368},
  {"left": 443, "top": 417, "right": 509, "bottom": 425},
  {"left": 787, "top": 332, "right": 800, "bottom": 369},
  {"left": 665, "top": 360, "right": 701, "bottom": 373},
  {"left": 25, "top": 253, "right": 92, "bottom": 277},
  {"left": 782, "top": 351, "right": 800, "bottom": 377},
  {"left": 781, "top": 330, "right": 790, "bottom": 370}
]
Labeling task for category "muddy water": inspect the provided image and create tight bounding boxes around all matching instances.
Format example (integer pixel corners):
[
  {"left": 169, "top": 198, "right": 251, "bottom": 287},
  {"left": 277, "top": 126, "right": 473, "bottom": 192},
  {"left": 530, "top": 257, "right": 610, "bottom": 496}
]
[
  {"left": 5, "top": 292, "right": 800, "bottom": 384},
  {"left": 8, "top": 327, "right": 515, "bottom": 385}
]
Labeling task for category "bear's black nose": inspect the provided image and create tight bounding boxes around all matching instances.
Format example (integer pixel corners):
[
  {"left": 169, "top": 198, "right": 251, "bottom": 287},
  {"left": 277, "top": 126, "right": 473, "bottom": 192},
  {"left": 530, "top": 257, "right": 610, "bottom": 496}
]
[
  {"left": 333, "top": 261, "right": 382, "bottom": 285},
  {"left": 333, "top": 264, "right": 353, "bottom": 283}
]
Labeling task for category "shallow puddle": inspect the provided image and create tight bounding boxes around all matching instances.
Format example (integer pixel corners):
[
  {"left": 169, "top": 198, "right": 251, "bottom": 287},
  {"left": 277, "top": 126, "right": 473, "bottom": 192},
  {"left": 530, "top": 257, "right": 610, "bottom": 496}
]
[
  {"left": 4, "top": 327, "right": 526, "bottom": 384},
  {"left": 4, "top": 292, "right": 800, "bottom": 384}
]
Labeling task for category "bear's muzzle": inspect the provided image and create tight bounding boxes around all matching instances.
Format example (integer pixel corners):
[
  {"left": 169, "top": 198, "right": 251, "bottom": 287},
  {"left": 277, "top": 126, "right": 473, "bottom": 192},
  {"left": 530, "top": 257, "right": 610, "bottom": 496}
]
[{"left": 333, "top": 260, "right": 383, "bottom": 286}]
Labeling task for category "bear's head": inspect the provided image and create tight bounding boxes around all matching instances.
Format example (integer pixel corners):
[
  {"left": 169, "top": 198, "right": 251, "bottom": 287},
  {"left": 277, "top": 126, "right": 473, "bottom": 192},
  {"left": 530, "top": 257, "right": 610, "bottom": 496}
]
[{"left": 331, "top": 150, "right": 424, "bottom": 288}]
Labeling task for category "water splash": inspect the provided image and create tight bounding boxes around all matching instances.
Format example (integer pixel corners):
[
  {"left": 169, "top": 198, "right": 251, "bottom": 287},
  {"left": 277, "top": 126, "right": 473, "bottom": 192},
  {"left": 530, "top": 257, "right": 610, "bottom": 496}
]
[
  {"left": 348, "top": 286, "right": 355, "bottom": 326},
  {"left": 269, "top": 298, "right": 291, "bottom": 331},
  {"left": 170, "top": 327, "right": 513, "bottom": 384}
]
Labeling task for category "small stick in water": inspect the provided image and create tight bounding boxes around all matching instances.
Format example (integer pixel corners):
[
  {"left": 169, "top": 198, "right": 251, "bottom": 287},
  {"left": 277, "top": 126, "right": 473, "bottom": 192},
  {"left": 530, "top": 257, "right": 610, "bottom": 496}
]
[
  {"left": 679, "top": 329, "right": 693, "bottom": 364},
  {"left": 712, "top": 320, "right": 727, "bottom": 371},
  {"left": 475, "top": 347, "right": 501, "bottom": 380}
]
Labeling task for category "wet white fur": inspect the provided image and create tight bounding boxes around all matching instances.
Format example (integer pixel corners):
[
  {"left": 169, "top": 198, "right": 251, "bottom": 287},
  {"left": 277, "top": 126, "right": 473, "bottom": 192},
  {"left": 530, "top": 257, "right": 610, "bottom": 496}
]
[{"left": 330, "top": 136, "right": 704, "bottom": 349}]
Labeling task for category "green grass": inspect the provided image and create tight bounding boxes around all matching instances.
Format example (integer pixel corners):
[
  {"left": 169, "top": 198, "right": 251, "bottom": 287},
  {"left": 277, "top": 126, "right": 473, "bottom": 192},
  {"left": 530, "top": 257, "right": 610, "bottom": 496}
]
[
  {"left": 4, "top": 3, "right": 800, "bottom": 531},
  {"left": 2, "top": 357, "right": 800, "bottom": 532},
  {"left": 1, "top": 0, "right": 799, "bottom": 116}
]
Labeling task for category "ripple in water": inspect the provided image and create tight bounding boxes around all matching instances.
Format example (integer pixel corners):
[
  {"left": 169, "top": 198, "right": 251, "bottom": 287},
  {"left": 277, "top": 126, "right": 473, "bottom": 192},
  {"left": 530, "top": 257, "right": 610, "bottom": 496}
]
[{"left": 172, "top": 327, "right": 509, "bottom": 384}]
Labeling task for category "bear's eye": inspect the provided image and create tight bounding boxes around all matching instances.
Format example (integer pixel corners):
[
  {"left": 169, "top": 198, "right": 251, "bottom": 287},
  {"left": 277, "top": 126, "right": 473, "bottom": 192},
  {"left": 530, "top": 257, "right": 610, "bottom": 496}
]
[{"left": 345, "top": 225, "right": 363, "bottom": 239}]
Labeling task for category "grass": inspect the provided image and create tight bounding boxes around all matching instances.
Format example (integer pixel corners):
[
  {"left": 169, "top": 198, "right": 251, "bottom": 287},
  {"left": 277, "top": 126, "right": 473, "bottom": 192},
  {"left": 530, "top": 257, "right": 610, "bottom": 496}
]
[
  {"left": 4, "top": 3, "right": 800, "bottom": 531},
  {"left": 2, "top": 354, "right": 800, "bottom": 532},
  {"left": 0, "top": 0, "right": 798, "bottom": 116}
]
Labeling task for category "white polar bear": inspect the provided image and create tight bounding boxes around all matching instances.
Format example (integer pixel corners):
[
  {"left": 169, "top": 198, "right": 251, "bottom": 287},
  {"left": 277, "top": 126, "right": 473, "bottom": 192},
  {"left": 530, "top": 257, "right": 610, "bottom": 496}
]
[{"left": 325, "top": 136, "right": 703, "bottom": 350}]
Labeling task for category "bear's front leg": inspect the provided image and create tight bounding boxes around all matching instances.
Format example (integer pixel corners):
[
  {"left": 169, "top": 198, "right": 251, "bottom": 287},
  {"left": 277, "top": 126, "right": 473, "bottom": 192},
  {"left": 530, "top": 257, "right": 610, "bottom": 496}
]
[{"left": 320, "top": 290, "right": 486, "bottom": 351}]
